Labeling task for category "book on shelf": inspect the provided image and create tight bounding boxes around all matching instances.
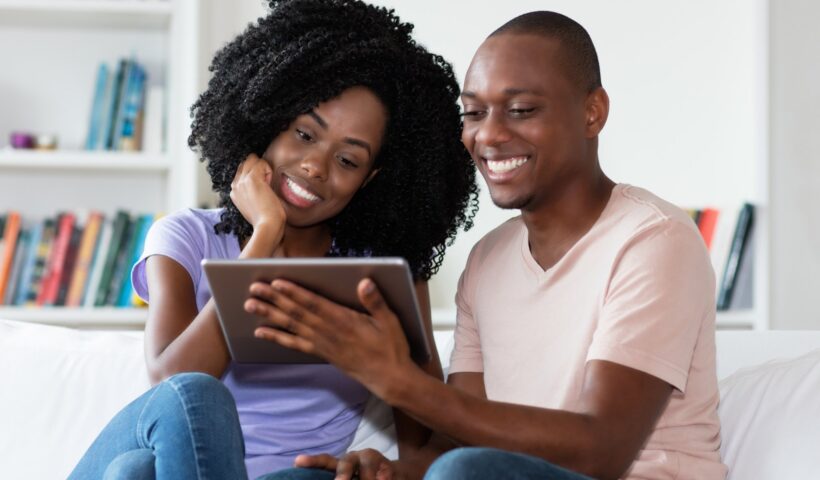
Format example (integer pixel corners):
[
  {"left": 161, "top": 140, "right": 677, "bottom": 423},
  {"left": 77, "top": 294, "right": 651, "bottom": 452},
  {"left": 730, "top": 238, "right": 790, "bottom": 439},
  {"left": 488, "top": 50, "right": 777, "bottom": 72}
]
[
  {"left": 0, "top": 212, "right": 22, "bottom": 303},
  {"left": 717, "top": 203, "right": 755, "bottom": 310},
  {"left": 65, "top": 212, "right": 103, "bottom": 307},
  {"left": 85, "top": 57, "right": 150, "bottom": 153},
  {"left": 0, "top": 210, "right": 157, "bottom": 310},
  {"left": 36, "top": 212, "right": 76, "bottom": 306},
  {"left": 687, "top": 202, "right": 757, "bottom": 312},
  {"left": 25, "top": 218, "right": 57, "bottom": 306}
]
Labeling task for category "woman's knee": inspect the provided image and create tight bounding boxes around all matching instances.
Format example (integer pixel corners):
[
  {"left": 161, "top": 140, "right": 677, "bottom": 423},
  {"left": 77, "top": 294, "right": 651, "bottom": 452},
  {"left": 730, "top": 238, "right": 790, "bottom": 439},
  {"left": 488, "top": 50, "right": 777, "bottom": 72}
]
[
  {"left": 102, "top": 449, "right": 155, "bottom": 480},
  {"left": 164, "top": 372, "right": 236, "bottom": 409}
]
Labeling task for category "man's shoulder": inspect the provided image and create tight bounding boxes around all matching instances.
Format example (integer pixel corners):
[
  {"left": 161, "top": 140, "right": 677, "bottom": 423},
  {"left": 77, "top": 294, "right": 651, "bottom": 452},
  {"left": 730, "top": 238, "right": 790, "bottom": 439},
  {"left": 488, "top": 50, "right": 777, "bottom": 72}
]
[
  {"left": 471, "top": 215, "right": 524, "bottom": 254},
  {"left": 608, "top": 184, "right": 697, "bottom": 236}
]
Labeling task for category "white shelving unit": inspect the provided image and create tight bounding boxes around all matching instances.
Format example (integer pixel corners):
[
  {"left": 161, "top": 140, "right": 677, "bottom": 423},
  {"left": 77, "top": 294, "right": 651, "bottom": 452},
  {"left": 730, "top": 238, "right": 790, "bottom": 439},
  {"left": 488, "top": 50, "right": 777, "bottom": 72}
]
[{"left": 0, "top": 0, "right": 201, "bottom": 328}]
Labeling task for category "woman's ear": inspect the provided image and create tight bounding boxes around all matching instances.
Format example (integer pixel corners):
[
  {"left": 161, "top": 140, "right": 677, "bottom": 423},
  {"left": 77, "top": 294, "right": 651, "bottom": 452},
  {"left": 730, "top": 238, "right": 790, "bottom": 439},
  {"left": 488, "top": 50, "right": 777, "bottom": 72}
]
[
  {"left": 362, "top": 168, "right": 380, "bottom": 189},
  {"left": 585, "top": 87, "right": 610, "bottom": 138}
]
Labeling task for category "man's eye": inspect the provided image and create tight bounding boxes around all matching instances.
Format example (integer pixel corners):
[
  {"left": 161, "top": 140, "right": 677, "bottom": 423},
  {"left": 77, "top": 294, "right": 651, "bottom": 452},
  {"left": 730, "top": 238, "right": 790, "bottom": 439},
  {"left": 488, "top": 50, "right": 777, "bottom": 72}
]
[
  {"left": 510, "top": 108, "right": 535, "bottom": 116},
  {"left": 339, "top": 156, "right": 358, "bottom": 168},
  {"left": 461, "top": 111, "right": 485, "bottom": 118}
]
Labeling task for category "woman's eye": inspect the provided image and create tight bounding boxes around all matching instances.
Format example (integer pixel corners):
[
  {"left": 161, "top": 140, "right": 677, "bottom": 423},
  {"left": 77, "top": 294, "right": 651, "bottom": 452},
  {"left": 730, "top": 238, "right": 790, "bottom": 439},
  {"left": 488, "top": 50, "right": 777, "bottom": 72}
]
[
  {"left": 461, "top": 110, "right": 485, "bottom": 119},
  {"left": 295, "top": 129, "right": 313, "bottom": 142}
]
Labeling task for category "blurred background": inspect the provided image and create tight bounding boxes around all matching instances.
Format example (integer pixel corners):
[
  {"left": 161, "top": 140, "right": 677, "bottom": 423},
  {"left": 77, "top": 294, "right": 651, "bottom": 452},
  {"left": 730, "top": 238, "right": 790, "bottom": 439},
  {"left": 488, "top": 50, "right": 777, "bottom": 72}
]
[{"left": 0, "top": 0, "right": 817, "bottom": 331}]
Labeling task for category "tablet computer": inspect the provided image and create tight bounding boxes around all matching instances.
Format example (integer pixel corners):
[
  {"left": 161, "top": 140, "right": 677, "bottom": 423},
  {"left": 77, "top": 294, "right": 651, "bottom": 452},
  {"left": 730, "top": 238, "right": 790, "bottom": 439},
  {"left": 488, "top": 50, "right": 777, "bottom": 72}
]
[{"left": 202, "top": 257, "right": 431, "bottom": 364}]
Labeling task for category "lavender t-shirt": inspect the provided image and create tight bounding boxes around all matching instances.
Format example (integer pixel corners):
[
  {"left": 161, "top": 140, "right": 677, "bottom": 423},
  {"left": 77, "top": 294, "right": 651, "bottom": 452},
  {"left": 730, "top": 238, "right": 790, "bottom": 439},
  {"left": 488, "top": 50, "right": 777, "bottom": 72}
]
[{"left": 131, "top": 208, "right": 370, "bottom": 478}]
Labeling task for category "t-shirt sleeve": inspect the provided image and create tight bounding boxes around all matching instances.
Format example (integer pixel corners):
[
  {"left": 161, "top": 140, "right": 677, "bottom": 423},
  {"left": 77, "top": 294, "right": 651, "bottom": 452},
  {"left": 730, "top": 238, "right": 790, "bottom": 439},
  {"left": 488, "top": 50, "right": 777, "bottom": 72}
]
[
  {"left": 449, "top": 244, "right": 485, "bottom": 374},
  {"left": 587, "top": 219, "right": 715, "bottom": 392},
  {"left": 130, "top": 212, "right": 204, "bottom": 304}
]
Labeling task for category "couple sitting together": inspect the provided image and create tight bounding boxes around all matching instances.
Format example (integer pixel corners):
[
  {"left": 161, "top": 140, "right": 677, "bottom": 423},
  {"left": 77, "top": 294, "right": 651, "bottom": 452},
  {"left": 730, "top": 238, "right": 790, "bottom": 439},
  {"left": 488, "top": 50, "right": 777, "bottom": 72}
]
[{"left": 70, "top": 1, "right": 727, "bottom": 479}]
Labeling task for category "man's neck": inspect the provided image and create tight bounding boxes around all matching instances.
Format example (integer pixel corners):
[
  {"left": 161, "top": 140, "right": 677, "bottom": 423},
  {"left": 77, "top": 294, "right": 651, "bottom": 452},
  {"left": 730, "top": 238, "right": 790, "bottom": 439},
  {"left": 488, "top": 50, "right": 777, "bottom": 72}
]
[{"left": 521, "top": 172, "right": 615, "bottom": 271}]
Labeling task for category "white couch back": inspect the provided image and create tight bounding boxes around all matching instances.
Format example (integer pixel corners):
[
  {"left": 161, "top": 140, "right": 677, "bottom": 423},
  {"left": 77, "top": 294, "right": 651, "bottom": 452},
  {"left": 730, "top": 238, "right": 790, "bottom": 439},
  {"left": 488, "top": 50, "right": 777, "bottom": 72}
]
[{"left": 2, "top": 319, "right": 819, "bottom": 479}]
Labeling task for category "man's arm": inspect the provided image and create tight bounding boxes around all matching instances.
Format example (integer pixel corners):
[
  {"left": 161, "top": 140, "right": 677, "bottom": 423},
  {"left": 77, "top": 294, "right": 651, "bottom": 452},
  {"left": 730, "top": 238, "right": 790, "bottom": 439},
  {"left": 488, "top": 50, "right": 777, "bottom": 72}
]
[
  {"left": 389, "top": 366, "right": 671, "bottom": 480},
  {"left": 248, "top": 279, "right": 672, "bottom": 480}
]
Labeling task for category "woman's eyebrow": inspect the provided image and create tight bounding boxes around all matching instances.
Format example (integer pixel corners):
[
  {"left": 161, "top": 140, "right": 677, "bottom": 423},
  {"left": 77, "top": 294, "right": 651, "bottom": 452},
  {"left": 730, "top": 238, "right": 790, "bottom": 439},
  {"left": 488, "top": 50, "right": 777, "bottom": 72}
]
[
  {"left": 308, "top": 110, "right": 371, "bottom": 155},
  {"left": 308, "top": 110, "right": 328, "bottom": 129}
]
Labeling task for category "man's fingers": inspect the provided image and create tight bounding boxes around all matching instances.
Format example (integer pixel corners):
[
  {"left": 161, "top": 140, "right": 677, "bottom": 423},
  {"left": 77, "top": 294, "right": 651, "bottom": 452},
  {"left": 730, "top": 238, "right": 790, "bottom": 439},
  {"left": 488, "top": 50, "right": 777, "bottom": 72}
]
[
  {"left": 293, "top": 453, "right": 337, "bottom": 470},
  {"left": 357, "top": 450, "right": 385, "bottom": 480},
  {"left": 254, "top": 326, "right": 315, "bottom": 354},
  {"left": 335, "top": 452, "right": 361, "bottom": 480}
]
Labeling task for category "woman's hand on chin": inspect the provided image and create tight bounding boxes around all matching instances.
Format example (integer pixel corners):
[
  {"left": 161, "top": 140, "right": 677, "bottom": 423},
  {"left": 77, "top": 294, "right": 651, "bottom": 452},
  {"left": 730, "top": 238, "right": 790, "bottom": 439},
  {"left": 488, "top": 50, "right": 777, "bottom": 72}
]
[{"left": 231, "top": 154, "right": 286, "bottom": 250}]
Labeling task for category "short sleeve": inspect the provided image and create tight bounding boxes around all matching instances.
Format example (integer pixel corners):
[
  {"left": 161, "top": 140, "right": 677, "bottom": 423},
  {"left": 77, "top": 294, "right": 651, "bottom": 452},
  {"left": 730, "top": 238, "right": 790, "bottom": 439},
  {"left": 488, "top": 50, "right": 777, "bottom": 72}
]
[
  {"left": 448, "top": 244, "right": 485, "bottom": 375},
  {"left": 587, "top": 219, "right": 715, "bottom": 392},
  {"left": 130, "top": 212, "right": 204, "bottom": 304}
]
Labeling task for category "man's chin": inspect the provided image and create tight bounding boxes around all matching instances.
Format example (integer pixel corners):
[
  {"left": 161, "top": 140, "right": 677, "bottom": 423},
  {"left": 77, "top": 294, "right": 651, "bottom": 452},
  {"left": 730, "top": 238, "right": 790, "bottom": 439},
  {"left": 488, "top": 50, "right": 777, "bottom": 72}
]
[{"left": 489, "top": 193, "right": 531, "bottom": 211}]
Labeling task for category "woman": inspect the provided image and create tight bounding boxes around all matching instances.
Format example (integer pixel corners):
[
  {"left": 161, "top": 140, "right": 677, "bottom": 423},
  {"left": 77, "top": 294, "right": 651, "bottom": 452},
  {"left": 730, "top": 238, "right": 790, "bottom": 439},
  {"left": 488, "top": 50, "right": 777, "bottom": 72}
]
[{"left": 68, "top": 0, "right": 477, "bottom": 478}]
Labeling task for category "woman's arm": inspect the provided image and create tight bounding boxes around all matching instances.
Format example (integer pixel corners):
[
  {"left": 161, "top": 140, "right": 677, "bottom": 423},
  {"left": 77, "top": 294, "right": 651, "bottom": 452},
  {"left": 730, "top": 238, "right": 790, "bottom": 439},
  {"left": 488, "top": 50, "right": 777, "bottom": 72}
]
[{"left": 144, "top": 155, "right": 285, "bottom": 384}]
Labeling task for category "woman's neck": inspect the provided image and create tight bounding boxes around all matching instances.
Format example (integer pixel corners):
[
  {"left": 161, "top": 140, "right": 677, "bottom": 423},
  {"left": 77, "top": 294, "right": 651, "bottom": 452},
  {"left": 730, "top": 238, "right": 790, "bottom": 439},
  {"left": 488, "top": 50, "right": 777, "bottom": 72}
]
[{"left": 273, "top": 223, "right": 333, "bottom": 258}]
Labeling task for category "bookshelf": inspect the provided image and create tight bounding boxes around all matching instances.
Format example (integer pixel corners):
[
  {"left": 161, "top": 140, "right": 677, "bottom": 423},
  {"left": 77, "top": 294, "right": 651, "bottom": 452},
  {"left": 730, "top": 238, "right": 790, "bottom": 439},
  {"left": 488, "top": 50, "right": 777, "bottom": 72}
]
[{"left": 0, "top": 0, "right": 201, "bottom": 328}]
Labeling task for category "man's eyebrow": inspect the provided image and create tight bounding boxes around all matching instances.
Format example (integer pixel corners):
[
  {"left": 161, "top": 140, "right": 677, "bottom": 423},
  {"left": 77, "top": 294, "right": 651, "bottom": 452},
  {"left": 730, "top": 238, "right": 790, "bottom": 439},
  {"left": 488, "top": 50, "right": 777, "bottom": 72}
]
[
  {"left": 308, "top": 111, "right": 328, "bottom": 129},
  {"left": 461, "top": 87, "right": 542, "bottom": 98},
  {"left": 344, "top": 138, "right": 371, "bottom": 156}
]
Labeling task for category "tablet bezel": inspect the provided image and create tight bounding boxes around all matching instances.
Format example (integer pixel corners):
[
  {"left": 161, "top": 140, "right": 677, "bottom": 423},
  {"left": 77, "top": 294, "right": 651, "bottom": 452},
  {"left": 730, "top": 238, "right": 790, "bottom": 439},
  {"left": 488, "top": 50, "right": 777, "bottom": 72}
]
[{"left": 202, "top": 257, "right": 431, "bottom": 364}]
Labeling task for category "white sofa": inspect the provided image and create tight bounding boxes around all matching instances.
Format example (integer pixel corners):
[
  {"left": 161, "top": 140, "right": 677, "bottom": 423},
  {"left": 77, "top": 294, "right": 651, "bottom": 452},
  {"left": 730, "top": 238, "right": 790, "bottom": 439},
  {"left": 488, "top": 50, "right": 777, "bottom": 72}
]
[{"left": 1, "top": 319, "right": 819, "bottom": 479}]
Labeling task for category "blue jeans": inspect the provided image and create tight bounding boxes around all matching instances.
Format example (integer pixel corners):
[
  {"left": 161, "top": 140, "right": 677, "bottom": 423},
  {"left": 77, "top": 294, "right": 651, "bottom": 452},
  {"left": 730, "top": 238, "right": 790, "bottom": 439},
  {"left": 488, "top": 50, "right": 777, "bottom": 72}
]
[
  {"left": 261, "top": 447, "right": 594, "bottom": 480},
  {"left": 68, "top": 372, "right": 248, "bottom": 480},
  {"left": 424, "top": 447, "right": 595, "bottom": 480}
]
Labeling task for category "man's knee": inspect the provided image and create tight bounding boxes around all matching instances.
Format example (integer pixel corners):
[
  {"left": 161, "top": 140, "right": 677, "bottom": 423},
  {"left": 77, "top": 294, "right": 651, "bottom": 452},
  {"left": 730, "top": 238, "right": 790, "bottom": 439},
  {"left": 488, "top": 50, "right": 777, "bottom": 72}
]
[{"left": 424, "top": 447, "right": 498, "bottom": 480}]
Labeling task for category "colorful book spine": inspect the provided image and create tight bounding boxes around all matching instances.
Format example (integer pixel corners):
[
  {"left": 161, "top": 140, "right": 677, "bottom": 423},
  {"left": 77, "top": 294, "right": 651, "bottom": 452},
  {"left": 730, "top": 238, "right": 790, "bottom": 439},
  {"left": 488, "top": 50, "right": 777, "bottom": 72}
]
[
  {"left": 0, "top": 212, "right": 22, "bottom": 303},
  {"left": 94, "top": 210, "right": 131, "bottom": 306},
  {"left": 13, "top": 221, "right": 43, "bottom": 306},
  {"left": 37, "top": 213, "right": 76, "bottom": 306},
  {"left": 65, "top": 212, "right": 104, "bottom": 307},
  {"left": 55, "top": 225, "right": 82, "bottom": 306},
  {"left": 85, "top": 63, "right": 110, "bottom": 151},
  {"left": 105, "top": 217, "right": 137, "bottom": 306},
  {"left": 25, "top": 218, "right": 57, "bottom": 306},
  {"left": 717, "top": 203, "right": 755, "bottom": 310},
  {"left": 3, "top": 229, "right": 29, "bottom": 305},
  {"left": 117, "top": 213, "right": 153, "bottom": 307},
  {"left": 83, "top": 218, "right": 113, "bottom": 308}
]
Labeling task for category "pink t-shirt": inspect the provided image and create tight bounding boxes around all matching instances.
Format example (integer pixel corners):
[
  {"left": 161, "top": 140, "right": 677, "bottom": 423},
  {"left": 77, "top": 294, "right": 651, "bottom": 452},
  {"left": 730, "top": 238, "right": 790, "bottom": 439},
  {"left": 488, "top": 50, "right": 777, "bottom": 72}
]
[{"left": 450, "top": 184, "right": 727, "bottom": 479}]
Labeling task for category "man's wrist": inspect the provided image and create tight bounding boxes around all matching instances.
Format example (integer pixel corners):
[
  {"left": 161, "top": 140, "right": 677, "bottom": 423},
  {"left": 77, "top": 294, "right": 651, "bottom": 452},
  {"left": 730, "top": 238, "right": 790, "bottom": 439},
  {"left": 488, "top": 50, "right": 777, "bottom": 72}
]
[{"left": 379, "top": 361, "right": 431, "bottom": 408}]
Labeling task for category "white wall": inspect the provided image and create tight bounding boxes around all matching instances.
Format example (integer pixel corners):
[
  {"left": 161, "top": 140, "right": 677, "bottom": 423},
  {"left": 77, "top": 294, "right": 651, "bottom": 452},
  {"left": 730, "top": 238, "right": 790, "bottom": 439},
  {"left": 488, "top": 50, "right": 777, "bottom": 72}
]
[
  {"left": 769, "top": 0, "right": 820, "bottom": 329},
  {"left": 198, "top": 1, "right": 771, "bottom": 315},
  {"left": 364, "top": 0, "right": 767, "bottom": 311}
]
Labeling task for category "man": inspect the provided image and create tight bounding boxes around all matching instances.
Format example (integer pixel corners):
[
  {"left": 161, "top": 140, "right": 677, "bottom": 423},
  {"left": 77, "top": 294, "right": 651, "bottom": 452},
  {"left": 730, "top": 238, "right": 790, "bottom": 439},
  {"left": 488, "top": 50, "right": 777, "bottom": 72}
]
[{"left": 250, "top": 11, "right": 727, "bottom": 480}]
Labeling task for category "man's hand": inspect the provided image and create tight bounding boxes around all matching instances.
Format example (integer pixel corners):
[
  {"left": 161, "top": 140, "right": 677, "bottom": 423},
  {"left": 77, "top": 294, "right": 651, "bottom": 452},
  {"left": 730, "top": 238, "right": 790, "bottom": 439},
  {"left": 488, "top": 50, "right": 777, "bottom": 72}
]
[
  {"left": 245, "top": 277, "right": 417, "bottom": 399},
  {"left": 294, "top": 450, "right": 396, "bottom": 480}
]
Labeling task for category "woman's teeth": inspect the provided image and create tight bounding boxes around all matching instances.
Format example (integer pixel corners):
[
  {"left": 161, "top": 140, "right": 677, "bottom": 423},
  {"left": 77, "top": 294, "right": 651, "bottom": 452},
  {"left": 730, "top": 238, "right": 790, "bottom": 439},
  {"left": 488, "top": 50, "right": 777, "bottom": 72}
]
[
  {"left": 486, "top": 156, "right": 528, "bottom": 174},
  {"left": 287, "top": 177, "right": 320, "bottom": 202}
]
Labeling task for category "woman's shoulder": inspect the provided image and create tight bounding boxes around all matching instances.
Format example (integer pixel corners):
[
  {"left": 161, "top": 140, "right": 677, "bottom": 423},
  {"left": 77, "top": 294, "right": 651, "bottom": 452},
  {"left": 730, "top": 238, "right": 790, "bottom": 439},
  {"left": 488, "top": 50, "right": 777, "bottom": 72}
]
[{"left": 156, "top": 208, "right": 224, "bottom": 236}]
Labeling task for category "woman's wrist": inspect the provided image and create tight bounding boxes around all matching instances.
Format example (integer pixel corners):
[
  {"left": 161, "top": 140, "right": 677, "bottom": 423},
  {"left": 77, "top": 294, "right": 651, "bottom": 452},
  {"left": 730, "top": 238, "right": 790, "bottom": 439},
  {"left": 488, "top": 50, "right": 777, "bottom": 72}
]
[{"left": 240, "top": 221, "right": 284, "bottom": 258}]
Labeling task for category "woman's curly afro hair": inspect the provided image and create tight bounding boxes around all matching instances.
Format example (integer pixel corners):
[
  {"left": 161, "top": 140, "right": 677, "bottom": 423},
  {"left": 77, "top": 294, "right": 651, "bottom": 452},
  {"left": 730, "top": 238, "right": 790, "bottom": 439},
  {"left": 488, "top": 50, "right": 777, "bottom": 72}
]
[{"left": 189, "top": 0, "right": 479, "bottom": 280}]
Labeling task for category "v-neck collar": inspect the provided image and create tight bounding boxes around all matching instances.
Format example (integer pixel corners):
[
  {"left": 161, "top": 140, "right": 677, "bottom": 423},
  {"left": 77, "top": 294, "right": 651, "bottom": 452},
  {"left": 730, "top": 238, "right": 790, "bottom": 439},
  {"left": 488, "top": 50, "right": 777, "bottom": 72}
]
[{"left": 519, "top": 184, "right": 623, "bottom": 282}]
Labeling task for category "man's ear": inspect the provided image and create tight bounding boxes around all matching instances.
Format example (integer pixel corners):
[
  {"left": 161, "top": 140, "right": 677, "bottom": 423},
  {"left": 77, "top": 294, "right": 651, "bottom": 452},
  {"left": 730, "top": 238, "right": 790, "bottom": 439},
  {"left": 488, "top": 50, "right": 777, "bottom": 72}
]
[
  {"left": 585, "top": 87, "right": 609, "bottom": 138},
  {"left": 362, "top": 168, "right": 380, "bottom": 189}
]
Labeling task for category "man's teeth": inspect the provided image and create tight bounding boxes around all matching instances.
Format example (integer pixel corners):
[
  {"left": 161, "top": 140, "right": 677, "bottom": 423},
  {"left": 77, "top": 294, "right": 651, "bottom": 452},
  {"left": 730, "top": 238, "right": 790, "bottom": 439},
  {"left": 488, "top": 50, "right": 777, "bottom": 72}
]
[
  {"left": 486, "top": 156, "right": 528, "bottom": 174},
  {"left": 287, "top": 178, "right": 320, "bottom": 202}
]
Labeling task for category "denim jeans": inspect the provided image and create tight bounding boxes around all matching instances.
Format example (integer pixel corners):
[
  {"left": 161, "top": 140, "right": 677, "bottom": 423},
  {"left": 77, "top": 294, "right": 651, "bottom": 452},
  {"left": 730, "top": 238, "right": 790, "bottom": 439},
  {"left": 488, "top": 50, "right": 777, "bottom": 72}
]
[
  {"left": 424, "top": 447, "right": 595, "bottom": 480},
  {"left": 261, "top": 447, "right": 594, "bottom": 480},
  {"left": 68, "top": 372, "right": 248, "bottom": 480}
]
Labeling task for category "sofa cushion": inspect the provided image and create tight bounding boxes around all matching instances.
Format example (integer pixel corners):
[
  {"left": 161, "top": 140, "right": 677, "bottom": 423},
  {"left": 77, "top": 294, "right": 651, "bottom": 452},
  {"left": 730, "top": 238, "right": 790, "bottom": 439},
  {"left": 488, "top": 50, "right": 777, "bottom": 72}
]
[{"left": 718, "top": 348, "right": 820, "bottom": 479}]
